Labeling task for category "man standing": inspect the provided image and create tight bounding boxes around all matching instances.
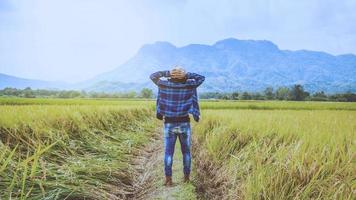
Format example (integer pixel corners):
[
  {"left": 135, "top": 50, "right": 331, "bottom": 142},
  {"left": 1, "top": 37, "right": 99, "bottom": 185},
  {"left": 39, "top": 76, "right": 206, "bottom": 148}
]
[{"left": 150, "top": 67, "right": 205, "bottom": 186}]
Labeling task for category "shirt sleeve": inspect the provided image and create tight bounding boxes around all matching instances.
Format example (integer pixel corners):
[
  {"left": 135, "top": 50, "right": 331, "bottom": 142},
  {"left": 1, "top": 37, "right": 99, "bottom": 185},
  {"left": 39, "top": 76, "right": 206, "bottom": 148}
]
[
  {"left": 184, "top": 72, "right": 205, "bottom": 88},
  {"left": 149, "top": 70, "right": 171, "bottom": 86},
  {"left": 150, "top": 71, "right": 205, "bottom": 89}
]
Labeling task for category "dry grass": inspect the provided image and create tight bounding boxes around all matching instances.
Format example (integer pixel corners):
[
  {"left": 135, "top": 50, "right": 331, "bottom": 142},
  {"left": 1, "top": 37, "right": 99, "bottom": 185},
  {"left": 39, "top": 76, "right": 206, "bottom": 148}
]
[
  {"left": 0, "top": 105, "right": 157, "bottom": 199},
  {"left": 1, "top": 98, "right": 355, "bottom": 199},
  {"left": 192, "top": 109, "right": 356, "bottom": 200}
]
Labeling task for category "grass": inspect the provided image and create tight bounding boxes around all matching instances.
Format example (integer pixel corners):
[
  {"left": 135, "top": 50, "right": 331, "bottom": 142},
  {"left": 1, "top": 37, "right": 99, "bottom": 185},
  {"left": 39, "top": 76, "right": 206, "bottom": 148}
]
[
  {"left": 192, "top": 109, "right": 356, "bottom": 199},
  {"left": 0, "top": 105, "right": 157, "bottom": 199},
  {"left": 1, "top": 97, "right": 355, "bottom": 199}
]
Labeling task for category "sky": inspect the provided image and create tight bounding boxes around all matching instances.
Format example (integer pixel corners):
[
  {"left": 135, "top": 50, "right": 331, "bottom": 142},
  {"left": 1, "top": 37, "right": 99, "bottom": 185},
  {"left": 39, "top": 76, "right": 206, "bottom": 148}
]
[{"left": 1, "top": 0, "right": 356, "bottom": 83}]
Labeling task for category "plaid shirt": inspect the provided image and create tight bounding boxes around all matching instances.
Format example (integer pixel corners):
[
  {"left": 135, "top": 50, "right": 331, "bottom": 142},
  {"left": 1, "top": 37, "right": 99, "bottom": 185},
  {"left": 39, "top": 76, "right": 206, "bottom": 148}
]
[{"left": 150, "top": 70, "right": 205, "bottom": 122}]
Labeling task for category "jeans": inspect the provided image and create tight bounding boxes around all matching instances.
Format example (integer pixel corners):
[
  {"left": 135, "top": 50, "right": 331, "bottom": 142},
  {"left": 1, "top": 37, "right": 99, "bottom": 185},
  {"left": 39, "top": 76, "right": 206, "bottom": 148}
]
[{"left": 163, "top": 122, "right": 191, "bottom": 177}]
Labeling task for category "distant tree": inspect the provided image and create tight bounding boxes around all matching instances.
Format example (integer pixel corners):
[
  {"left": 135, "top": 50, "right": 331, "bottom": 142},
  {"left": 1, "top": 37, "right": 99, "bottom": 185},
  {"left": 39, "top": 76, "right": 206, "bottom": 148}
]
[
  {"left": 199, "top": 92, "right": 221, "bottom": 99},
  {"left": 275, "top": 87, "right": 290, "bottom": 100},
  {"left": 221, "top": 94, "right": 231, "bottom": 100},
  {"left": 58, "top": 91, "right": 71, "bottom": 98},
  {"left": 125, "top": 91, "right": 137, "bottom": 98},
  {"left": 251, "top": 92, "right": 264, "bottom": 100},
  {"left": 342, "top": 92, "right": 356, "bottom": 102},
  {"left": 2, "top": 87, "right": 20, "bottom": 96},
  {"left": 231, "top": 92, "right": 239, "bottom": 100},
  {"left": 1, "top": 87, "right": 355, "bottom": 101},
  {"left": 140, "top": 88, "right": 153, "bottom": 98},
  {"left": 69, "top": 91, "right": 81, "bottom": 98},
  {"left": 240, "top": 92, "right": 252, "bottom": 100},
  {"left": 264, "top": 87, "right": 274, "bottom": 100},
  {"left": 311, "top": 91, "right": 328, "bottom": 101},
  {"left": 288, "top": 84, "right": 309, "bottom": 101},
  {"left": 313, "top": 91, "right": 327, "bottom": 98},
  {"left": 328, "top": 94, "right": 347, "bottom": 102},
  {"left": 80, "top": 90, "right": 88, "bottom": 98},
  {"left": 89, "top": 92, "right": 99, "bottom": 98},
  {"left": 23, "top": 87, "right": 35, "bottom": 98}
]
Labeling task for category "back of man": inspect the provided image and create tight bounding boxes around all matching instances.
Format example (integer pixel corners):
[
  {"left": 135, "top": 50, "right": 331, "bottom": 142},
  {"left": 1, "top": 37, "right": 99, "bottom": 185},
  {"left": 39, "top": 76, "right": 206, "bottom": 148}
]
[{"left": 150, "top": 67, "right": 205, "bottom": 186}]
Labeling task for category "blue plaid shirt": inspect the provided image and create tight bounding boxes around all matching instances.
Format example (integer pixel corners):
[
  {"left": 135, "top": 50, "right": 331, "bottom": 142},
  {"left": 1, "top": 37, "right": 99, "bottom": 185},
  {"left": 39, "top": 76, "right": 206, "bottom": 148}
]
[{"left": 150, "top": 70, "right": 205, "bottom": 122}]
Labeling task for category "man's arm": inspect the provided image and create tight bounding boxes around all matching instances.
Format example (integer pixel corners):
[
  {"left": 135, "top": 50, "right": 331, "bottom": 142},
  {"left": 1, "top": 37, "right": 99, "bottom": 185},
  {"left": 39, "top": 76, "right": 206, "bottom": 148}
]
[
  {"left": 185, "top": 72, "right": 205, "bottom": 88},
  {"left": 150, "top": 70, "right": 170, "bottom": 86},
  {"left": 150, "top": 70, "right": 205, "bottom": 88}
]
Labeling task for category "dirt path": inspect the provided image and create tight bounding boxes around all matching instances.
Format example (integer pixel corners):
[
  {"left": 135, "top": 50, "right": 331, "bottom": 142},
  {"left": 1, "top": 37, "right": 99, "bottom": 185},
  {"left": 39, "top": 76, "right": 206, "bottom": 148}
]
[{"left": 128, "top": 129, "right": 198, "bottom": 200}]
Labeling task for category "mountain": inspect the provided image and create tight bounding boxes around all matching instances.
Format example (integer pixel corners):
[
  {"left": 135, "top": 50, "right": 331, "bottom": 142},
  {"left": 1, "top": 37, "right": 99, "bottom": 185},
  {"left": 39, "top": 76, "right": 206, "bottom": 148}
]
[
  {"left": 0, "top": 73, "right": 68, "bottom": 90},
  {"left": 2, "top": 38, "right": 356, "bottom": 93},
  {"left": 85, "top": 38, "right": 356, "bottom": 93}
]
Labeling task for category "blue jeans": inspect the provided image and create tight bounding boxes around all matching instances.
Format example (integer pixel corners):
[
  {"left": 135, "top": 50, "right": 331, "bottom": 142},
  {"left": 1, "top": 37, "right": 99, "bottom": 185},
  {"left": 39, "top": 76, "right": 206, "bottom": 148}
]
[{"left": 163, "top": 122, "right": 191, "bottom": 177}]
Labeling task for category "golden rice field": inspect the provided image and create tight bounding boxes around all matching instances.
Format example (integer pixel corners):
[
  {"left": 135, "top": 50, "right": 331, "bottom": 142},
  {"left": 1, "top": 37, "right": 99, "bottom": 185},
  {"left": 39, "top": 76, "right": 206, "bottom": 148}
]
[
  {"left": 0, "top": 97, "right": 355, "bottom": 199},
  {"left": 0, "top": 104, "right": 157, "bottom": 199},
  {"left": 193, "top": 109, "right": 355, "bottom": 199}
]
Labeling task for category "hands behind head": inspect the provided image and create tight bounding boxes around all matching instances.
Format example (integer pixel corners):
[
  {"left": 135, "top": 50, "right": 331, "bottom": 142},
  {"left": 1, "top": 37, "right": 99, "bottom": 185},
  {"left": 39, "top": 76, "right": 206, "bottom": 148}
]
[{"left": 170, "top": 67, "right": 186, "bottom": 79}]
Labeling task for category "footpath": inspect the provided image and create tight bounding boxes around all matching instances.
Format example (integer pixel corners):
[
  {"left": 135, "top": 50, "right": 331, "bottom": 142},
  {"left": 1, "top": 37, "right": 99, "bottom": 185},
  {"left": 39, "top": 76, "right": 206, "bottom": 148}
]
[{"left": 128, "top": 129, "right": 198, "bottom": 200}]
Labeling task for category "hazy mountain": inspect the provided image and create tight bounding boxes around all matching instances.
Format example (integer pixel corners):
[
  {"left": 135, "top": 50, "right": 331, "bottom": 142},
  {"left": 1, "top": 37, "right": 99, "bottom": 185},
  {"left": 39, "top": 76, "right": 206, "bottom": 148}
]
[
  {"left": 0, "top": 73, "right": 68, "bottom": 90},
  {"left": 86, "top": 38, "right": 356, "bottom": 93},
  {"left": 2, "top": 38, "right": 356, "bottom": 93}
]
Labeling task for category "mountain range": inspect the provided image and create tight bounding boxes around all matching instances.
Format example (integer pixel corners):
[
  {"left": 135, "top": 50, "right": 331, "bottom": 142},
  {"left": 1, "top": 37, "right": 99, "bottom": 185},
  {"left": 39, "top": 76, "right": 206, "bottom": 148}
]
[
  {"left": 0, "top": 73, "right": 68, "bottom": 90},
  {"left": 1, "top": 38, "right": 356, "bottom": 93}
]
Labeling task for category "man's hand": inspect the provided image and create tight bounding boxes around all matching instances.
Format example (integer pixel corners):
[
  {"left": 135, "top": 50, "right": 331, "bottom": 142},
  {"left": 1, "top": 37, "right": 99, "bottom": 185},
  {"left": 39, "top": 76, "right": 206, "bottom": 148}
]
[{"left": 170, "top": 67, "right": 186, "bottom": 79}]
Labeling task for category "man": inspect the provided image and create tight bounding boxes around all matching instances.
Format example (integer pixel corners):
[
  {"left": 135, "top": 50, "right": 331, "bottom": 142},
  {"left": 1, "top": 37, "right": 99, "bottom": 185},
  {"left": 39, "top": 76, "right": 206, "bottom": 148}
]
[{"left": 150, "top": 67, "right": 205, "bottom": 186}]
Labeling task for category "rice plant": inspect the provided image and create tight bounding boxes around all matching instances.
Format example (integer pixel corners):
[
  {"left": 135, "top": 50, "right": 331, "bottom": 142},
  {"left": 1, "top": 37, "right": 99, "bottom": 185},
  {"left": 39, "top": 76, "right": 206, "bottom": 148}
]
[
  {"left": 192, "top": 109, "right": 356, "bottom": 199},
  {"left": 0, "top": 105, "right": 157, "bottom": 199},
  {"left": 1, "top": 98, "right": 355, "bottom": 199}
]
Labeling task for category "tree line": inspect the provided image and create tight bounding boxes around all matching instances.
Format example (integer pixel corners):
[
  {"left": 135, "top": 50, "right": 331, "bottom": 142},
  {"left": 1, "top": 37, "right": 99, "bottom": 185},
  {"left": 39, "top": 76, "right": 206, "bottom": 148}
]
[
  {"left": 200, "top": 85, "right": 356, "bottom": 102},
  {"left": 0, "top": 87, "right": 154, "bottom": 99},
  {"left": 0, "top": 85, "right": 355, "bottom": 102}
]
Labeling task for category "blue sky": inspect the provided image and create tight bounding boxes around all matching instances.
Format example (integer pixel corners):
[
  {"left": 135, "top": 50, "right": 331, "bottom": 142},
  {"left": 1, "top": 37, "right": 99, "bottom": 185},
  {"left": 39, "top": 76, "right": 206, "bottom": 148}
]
[{"left": 1, "top": 0, "right": 356, "bottom": 82}]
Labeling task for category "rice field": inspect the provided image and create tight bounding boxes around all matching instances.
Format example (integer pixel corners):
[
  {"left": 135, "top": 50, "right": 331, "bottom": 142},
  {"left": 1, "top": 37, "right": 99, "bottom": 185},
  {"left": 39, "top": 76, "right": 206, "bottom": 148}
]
[
  {"left": 193, "top": 109, "right": 356, "bottom": 199},
  {"left": 1, "top": 97, "right": 356, "bottom": 111},
  {"left": 0, "top": 104, "right": 157, "bottom": 199},
  {"left": 0, "top": 97, "right": 355, "bottom": 199}
]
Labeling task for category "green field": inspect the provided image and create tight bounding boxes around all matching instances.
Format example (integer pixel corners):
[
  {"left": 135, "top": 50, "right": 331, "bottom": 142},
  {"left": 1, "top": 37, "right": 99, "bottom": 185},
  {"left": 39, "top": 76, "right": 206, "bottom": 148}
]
[
  {"left": 2, "top": 97, "right": 356, "bottom": 110},
  {"left": 0, "top": 98, "right": 355, "bottom": 199}
]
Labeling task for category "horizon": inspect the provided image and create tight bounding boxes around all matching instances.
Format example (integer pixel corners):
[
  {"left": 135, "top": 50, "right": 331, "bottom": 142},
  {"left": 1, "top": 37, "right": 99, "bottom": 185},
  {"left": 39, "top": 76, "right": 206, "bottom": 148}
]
[{"left": 1, "top": 0, "right": 356, "bottom": 83}]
